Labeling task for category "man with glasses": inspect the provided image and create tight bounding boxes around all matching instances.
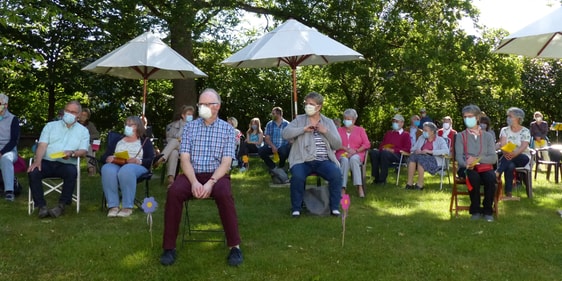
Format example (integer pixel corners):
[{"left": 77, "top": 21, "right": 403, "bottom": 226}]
[
  {"left": 160, "top": 88, "right": 243, "bottom": 267},
  {"left": 28, "top": 101, "right": 89, "bottom": 218},
  {"left": 259, "top": 107, "right": 291, "bottom": 172}
]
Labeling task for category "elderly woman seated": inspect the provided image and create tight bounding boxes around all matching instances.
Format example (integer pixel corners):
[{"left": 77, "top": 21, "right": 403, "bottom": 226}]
[
  {"left": 282, "top": 92, "right": 342, "bottom": 217},
  {"left": 101, "top": 116, "right": 155, "bottom": 217},
  {"left": 405, "top": 122, "right": 449, "bottom": 190},
  {"left": 335, "top": 108, "right": 370, "bottom": 197}
]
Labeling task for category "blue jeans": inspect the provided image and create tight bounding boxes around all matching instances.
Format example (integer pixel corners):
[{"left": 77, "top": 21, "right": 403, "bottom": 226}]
[
  {"left": 258, "top": 144, "right": 291, "bottom": 170},
  {"left": 101, "top": 163, "right": 148, "bottom": 209},
  {"left": 497, "top": 154, "right": 529, "bottom": 194},
  {"left": 0, "top": 148, "right": 17, "bottom": 192},
  {"left": 290, "top": 160, "right": 342, "bottom": 212}
]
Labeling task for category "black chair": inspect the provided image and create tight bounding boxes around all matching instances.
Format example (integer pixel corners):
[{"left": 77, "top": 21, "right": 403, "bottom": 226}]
[
  {"left": 182, "top": 198, "right": 225, "bottom": 245},
  {"left": 90, "top": 131, "right": 154, "bottom": 211}
]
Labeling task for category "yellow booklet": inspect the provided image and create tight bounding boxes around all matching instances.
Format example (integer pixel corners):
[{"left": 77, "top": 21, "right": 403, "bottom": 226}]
[
  {"left": 468, "top": 157, "right": 481, "bottom": 168},
  {"left": 382, "top": 144, "right": 394, "bottom": 149},
  {"left": 49, "top": 151, "right": 66, "bottom": 159},
  {"left": 114, "top": 151, "right": 130, "bottom": 160},
  {"left": 501, "top": 142, "right": 516, "bottom": 153}
]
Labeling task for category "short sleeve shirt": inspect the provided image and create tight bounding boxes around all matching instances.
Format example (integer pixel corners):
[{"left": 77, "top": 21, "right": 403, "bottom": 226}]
[
  {"left": 180, "top": 118, "right": 236, "bottom": 173},
  {"left": 39, "top": 120, "right": 90, "bottom": 165},
  {"left": 264, "top": 119, "right": 289, "bottom": 148},
  {"left": 499, "top": 126, "right": 531, "bottom": 157}
]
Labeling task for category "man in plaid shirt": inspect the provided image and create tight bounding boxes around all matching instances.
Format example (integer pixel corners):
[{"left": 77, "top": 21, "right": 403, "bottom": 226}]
[
  {"left": 259, "top": 106, "right": 291, "bottom": 171},
  {"left": 160, "top": 88, "right": 243, "bottom": 267}
]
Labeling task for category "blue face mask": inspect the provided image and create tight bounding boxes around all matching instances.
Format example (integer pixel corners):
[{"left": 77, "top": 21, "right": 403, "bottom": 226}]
[
  {"left": 480, "top": 124, "right": 487, "bottom": 130},
  {"left": 185, "top": 115, "right": 193, "bottom": 122},
  {"left": 506, "top": 116, "right": 512, "bottom": 126},
  {"left": 464, "top": 117, "right": 477, "bottom": 128},
  {"left": 62, "top": 112, "right": 76, "bottom": 125},
  {"left": 392, "top": 122, "right": 400, "bottom": 131},
  {"left": 422, "top": 131, "right": 429, "bottom": 139},
  {"left": 414, "top": 120, "right": 420, "bottom": 127},
  {"left": 343, "top": 120, "right": 353, "bottom": 128},
  {"left": 124, "top": 125, "right": 134, "bottom": 137},
  {"left": 251, "top": 125, "right": 258, "bottom": 130}
]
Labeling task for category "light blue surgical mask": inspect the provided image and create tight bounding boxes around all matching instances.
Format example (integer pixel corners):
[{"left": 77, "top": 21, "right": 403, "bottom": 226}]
[
  {"left": 124, "top": 125, "right": 134, "bottom": 137},
  {"left": 185, "top": 115, "right": 193, "bottom": 122},
  {"left": 464, "top": 117, "right": 477, "bottom": 128},
  {"left": 422, "top": 131, "right": 429, "bottom": 139},
  {"left": 414, "top": 120, "right": 420, "bottom": 127},
  {"left": 392, "top": 122, "right": 400, "bottom": 131},
  {"left": 62, "top": 112, "right": 76, "bottom": 125},
  {"left": 251, "top": 125, "right": 258, "bottom": 130},
  {"left": 506, "top": 116, "right": 512, "bottom": 126},
  {"left": 480, "top": 124, "right": 487, "bottom": 130},
  {"left": 343, "top": 120, "right": 353, "bottom": 128}
]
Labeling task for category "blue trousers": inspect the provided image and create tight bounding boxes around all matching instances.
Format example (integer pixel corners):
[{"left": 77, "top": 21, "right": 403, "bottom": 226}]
[
  {"left": 258, "top": 144, "right": 291, "bottom": 170},
  {"left": 290, "top": 160, "right": 342, "bottom": 212},
  {"left": 28, "top": 160, "right": 77, "bottom": 208},
  {"left": 101, "top": 163, "right": 148, "bottom": 209},
  {"left": 497, "top": 154, "right": 529, "bottom": 194},
  {"left": 0, "top": 148, "right": 16, "bottom": 192}
]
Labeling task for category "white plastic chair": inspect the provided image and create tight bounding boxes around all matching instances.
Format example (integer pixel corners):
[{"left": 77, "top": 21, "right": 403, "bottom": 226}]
[{"left": 28, "top": 157, "right": 81, "bottom": 215}]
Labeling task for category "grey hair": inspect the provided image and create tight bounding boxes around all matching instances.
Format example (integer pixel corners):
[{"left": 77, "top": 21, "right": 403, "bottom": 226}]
[
  {"left": 67, "top": 100, "right": 82, "bottom": 114},
  {"left": 200, "top": 88, "right": 222, "bottom": 104},
  {"left": 423, "top": 122, "right": 438, "bottom": 133},
  {"left": 507, "top": 107, "right": 525, "bottom": 124},
  {"left": 343, "top": 108, "right": 358, "bottom": 119},
  {"left": 125, "top": 116, "right": 145, "bottom": 138},
  {"left": 0, "top": 94, "right": 8, "bottom": 104},
  {"left": 304, "top": 92, "right": 324, "bottom": 105},
  {"left": 461, "top": 105, "right": 481, "bottom": 119}
]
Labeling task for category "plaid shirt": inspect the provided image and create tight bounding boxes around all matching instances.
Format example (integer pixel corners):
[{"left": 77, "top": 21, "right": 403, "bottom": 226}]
[
  {"left": 264, "top": 119, "right": 289, "bottom": 148},
  {"left": 181, "top": 118, "right": 235, "bottom": 173}
]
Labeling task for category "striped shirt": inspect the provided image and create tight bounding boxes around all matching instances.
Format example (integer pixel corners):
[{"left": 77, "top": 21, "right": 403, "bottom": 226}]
[
  {"left": 264, "top": 119, "right": 289, "bottom": 148},
  {"left": 180, "top": 118, "right": 236, "bottom": 173},
  {"left": 313, "top": 130, "right": 329, "bottom": 161}
]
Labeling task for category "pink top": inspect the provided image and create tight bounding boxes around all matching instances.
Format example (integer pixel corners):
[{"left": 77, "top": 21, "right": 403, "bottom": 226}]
[{"left": 336, "top": 126, "right": 371, "bottom": 162}]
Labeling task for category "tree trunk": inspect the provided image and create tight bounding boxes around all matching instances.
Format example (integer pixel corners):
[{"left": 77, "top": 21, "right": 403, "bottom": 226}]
[{"left": 170, "top": 22, "right": 197, "bottom": 115}]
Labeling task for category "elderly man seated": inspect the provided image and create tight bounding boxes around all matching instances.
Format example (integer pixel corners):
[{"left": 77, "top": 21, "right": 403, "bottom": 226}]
[{"left": 369, "top": 114, "right": 411, "bottom": 185}]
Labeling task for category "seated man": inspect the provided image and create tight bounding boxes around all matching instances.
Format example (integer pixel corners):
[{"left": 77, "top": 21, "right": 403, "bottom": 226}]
[
  {"left": 28, "top": 101, "right": 89, "bottom": 218},
  {"left": 283, "top": 92, "right": 342, "bottom": 217},
  {"left": 369, "top": 114, "right": 411, "bottom": 185},
  {"left": 258, "top": 107, "right": 291, "bottom": 171},
  {"left": 160, "top": 88, "right": 243, "bottom": 267},
  {"left": 77, "top": 108, "right": 100, "bottom": 176},
  {"left": 0, "top": 93, "right": 20, "bottom": 201},
  {"left": 155, "top": 105, "right": 194, "bottom": 186}
]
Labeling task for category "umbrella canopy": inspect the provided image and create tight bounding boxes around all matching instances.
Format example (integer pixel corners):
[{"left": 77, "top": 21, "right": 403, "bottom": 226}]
[
  {"left": 494, "top": 6, "right": 562, "bottom": 58},
  {"left": 82, "top": 31, "right": 207, "bottom": 116},
  {"left": 221, "top": 19, "right": 363, "bottom": 116}
]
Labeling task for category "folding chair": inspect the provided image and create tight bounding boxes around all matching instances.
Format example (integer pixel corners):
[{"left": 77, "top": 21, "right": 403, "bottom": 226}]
[
  {"left": 515, "top": 149, "right": 535, "bottom": 198},
  {"left": 28, "top": 157, "right": 81, "bottom": 215},
  {"left": 395, "top": 151, "right": 409, "bottom": 186},
  {"left": 182, "top": 198, "right": 225, "bottom": 245}
]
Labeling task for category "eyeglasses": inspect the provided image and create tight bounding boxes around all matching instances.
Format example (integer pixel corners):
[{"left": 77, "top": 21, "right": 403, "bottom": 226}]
[
  {"left": 197, "top": 102, "right": 219, "bottom": 107},
  {"left": 303, "top": 102, "right": 318, "bottom": 107}
]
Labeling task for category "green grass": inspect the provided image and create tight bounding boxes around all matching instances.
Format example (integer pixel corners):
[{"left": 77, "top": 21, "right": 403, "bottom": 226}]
[{"left": 2, "top": 158, "right": 562, "bottom": 281}]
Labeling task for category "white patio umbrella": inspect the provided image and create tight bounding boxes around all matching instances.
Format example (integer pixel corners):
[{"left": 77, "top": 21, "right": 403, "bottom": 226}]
[
  {"left": 221, "top": 19, "right": 363, "bottom": 116},
  {"left": 82, "top": 31, "right": 207, "bottom": 117},
  {"left": 494, "top": 6, "right": 562, "bottom": 58}
]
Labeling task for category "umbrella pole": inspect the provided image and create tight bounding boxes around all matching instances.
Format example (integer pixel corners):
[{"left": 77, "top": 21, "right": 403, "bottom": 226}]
[
  {"left": 142, "top": 78, "right": 147, "bottom": 119},
  {"left": 292, "top": 67, "right": 298, "bottom": 118}
]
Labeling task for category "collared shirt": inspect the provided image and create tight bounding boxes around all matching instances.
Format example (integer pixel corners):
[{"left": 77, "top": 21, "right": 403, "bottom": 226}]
[
  {"left": 180, "top": 118, "right": 235, "bottom": 173},
  {"left": 264, "top": 118, "right": 289, "bottom": 148},
  {"left": 39, "top": 120, "right": 90, "bottom": 165}
]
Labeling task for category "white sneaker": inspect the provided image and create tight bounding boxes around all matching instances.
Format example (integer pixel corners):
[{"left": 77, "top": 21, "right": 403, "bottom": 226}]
[
  {"left": 117, "top": 208, "right": 133, "bottom": 217},
  {"left": 291, "top": 211, "right": 300, "bottom": 217},
  {"left": 331, "top": 210, "right": 341, "bottom": 216},
  {"left": 107, "top": 207, "right": 119, "bottom": 217}
]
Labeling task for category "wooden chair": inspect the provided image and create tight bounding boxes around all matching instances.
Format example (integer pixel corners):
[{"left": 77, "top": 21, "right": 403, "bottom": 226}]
[{"left": 449, "top": 160, "right": 503, "bottom": 217}]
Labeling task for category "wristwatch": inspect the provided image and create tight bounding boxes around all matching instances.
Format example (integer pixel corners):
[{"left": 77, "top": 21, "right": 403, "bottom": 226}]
[{"left": 71, "top": 151, "right": 76, "bottom": 157}]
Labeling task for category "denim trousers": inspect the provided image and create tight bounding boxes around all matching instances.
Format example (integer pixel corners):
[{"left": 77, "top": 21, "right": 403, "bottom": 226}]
[
  {"left": 290, "top": 160, "right": 343, "bottom": 212},
  {"left": 101, "top": 163, "right": 148, "bottom": 209},
  {"left": 28, "top": 159, "right": 77, "bottom": 207},
  {"left": 497, "top": 154, "right": 529, "bottom": 194},
  {"left": 0, "top": 148, "right": 16, "bottom": 192}
]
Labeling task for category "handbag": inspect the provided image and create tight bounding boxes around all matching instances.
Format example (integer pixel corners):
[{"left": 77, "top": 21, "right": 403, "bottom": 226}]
[
  {"left": 474, "top": 163, "right": 494, "bottom": 173},
  {"left": 111, "top": 157, "right": 127, "bottom": 166}
]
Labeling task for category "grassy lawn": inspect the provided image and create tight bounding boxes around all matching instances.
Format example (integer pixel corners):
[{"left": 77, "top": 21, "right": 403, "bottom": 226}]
[{"left": 1, "top": 157, "right": 562, "bottom": 281}]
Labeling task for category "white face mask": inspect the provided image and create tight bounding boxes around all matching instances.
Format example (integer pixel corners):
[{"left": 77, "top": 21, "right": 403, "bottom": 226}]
[
  {"left": 0, "top": 105, "right": 5, "bottom": 113},
  {"left": 198, "top": 105, "right": 212, "bottom": 120},
  {"left": 124, "top": 125, "right": 134, "bottom": 137},
  {"left": 62, "top": 112, "right": 76, "bottom": 125},
  {"left": 343, "top": 120, "right": 353, "bottom": 127},
  {"left": 442, "top": 123, "right": 451, "bottom": 130},
  {"left": 304, "top": 104, "right": 317, "bottom": 116}
]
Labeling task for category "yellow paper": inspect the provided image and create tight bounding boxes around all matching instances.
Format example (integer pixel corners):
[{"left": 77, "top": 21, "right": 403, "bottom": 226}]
[
  {"left": 114, "top": 151, "right": 129, "bottom": 160},
  {"left": 49, "top": 151, "right": 66, "bottom": 159},
  {"left": 468, "top": 157, "right": 481, "bottom": 168},
  {"left": 382, "top": 144, "right": 394, "bottom": 149},
  {"left": 535, "top": 139, "right": 546, "bottom": 147},
  {"left": 501, "top": 142, "right": 516, "bottom": 153}
]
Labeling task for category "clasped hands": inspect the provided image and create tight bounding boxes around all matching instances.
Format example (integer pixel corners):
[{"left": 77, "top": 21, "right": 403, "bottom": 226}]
[
  {"left": 192, "top": 181, "right": 213, "bottom": 199},
  {"left": 304, "top": 123, "right": 327, "bottom": 134}
]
